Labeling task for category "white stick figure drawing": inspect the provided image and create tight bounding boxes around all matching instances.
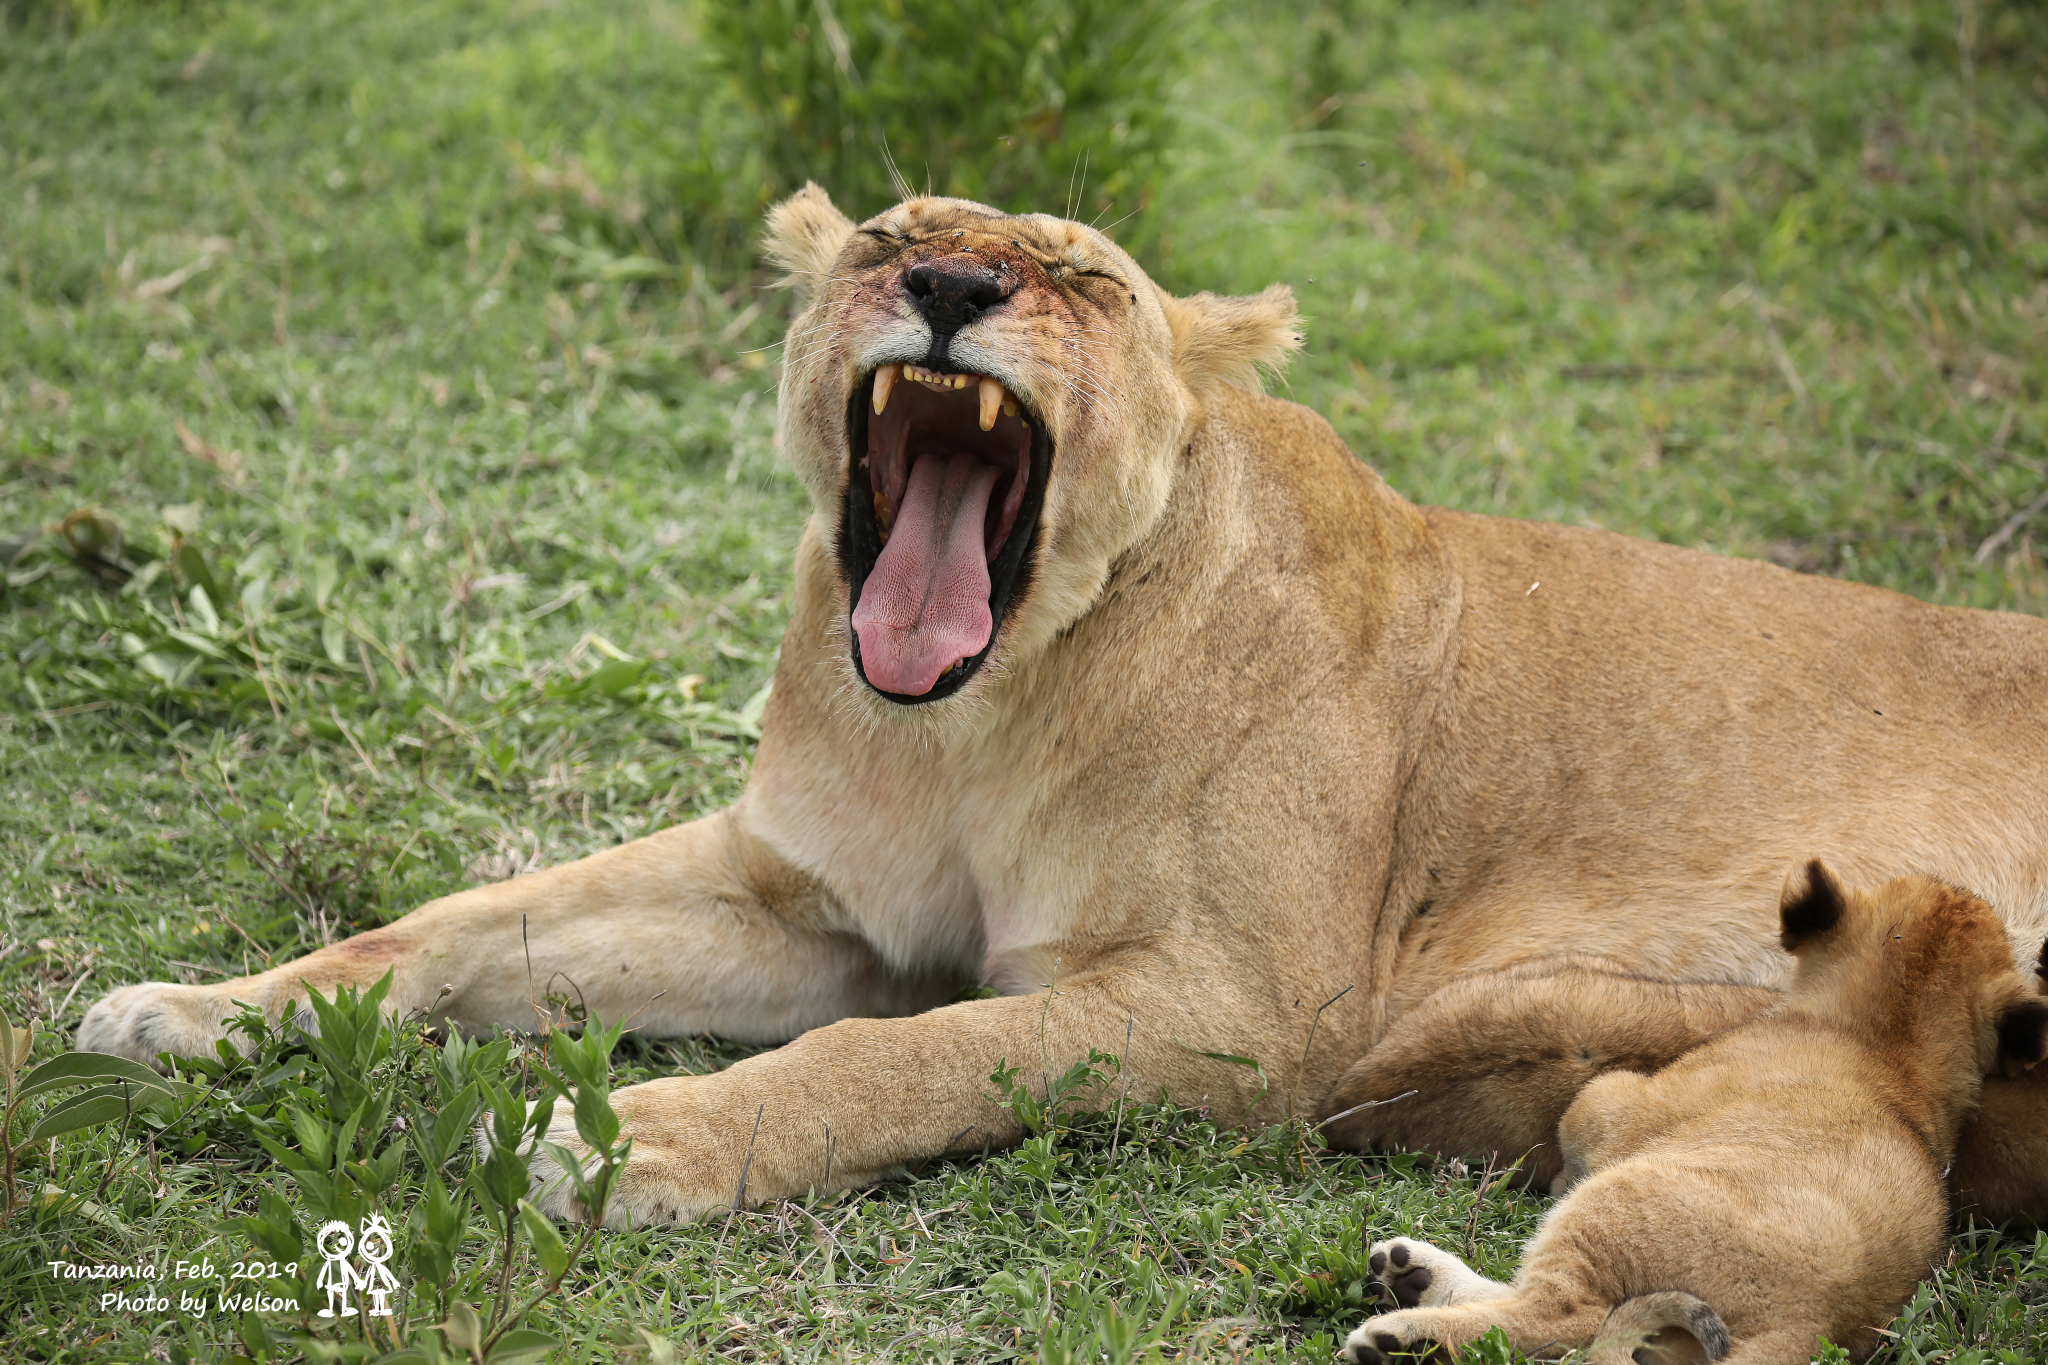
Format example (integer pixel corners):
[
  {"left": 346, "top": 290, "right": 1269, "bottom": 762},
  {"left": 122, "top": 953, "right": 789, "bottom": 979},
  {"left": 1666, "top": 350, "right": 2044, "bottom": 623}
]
[
  {"left": 357, "top": 1213, "right": 399, "bottom": 1317},
  {"left": 314, "top": 1220, "right": 359, "bottom": 1318}
]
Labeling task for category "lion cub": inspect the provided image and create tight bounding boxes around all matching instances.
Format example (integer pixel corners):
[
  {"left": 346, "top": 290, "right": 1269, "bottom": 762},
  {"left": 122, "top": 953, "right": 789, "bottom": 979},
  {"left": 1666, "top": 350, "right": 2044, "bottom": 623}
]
[{"left": 1343, "top": 861, "right": 2048, "bottom": 1365}]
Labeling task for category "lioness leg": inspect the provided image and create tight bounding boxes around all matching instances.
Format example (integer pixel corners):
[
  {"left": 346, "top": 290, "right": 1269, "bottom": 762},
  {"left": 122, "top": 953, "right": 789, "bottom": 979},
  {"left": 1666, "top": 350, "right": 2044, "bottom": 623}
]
[
  {"left": 523, "top": 951, "right": 1272, "bottom": 1223},
  {"left": 79, "top": 809, "right": 953, "bottom": 1061},
  {"left": 1320, "top": 963, "right": 1773, "bottom": 1190}
]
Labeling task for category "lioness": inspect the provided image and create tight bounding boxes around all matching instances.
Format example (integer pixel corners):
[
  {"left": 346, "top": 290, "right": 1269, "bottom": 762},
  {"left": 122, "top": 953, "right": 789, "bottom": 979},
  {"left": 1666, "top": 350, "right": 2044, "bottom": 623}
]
[
  {"left": 1341, "top": 863, "right": 2048, "bottom": 1365},
  {"left": 78, "top": 187, "right": 2048, "bottom": 1227}
]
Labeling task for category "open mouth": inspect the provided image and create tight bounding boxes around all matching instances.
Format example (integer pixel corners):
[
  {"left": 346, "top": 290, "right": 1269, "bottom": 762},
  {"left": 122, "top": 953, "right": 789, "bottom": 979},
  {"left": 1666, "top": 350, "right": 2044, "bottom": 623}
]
[{"left": 840, "top": 363, "right": 1051, "bottom": 702}]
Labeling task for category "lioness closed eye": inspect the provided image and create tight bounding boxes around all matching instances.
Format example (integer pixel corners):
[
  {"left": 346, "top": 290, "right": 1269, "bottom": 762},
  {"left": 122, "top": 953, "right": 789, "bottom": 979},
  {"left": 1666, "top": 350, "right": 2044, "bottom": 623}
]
[
  {"left": 79, "top": 187, "right": 2048, "bottom": 1231},
  {"left": 1343, "top": 862, "right": 2048, "bottom": 1365}
]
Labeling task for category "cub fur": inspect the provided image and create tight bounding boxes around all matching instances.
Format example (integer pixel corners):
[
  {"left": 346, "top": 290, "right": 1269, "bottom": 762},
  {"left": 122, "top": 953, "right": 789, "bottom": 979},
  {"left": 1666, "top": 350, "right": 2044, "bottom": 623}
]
[{"left": 1343, "top": 861, "right": 2048, "bottom": 1365}]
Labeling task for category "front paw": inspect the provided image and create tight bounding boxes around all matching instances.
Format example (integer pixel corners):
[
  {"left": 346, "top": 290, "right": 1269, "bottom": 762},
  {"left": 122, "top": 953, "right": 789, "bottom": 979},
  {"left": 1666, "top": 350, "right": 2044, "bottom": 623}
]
[
  {"left": 523, "top": 1089, "right": 733, "bottom": 1228},
  {"left": 1341, "top": 1312, "right": 1448, "bottom": 1365},
  {"left": 77, "top": 982, "right": 239, "bottom": 1064}
]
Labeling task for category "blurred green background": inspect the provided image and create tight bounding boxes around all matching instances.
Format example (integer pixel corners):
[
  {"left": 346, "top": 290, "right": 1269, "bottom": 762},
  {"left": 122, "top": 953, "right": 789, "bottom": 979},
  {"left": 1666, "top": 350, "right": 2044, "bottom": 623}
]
[{"left": 4, "top": 0, "right": 2047, "bottom": 1360}]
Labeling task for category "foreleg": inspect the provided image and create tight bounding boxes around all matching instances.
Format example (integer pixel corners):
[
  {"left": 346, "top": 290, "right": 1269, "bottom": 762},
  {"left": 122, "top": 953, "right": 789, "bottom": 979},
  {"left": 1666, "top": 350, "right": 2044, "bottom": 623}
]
[
  {"left": 523, "top": 947, "right": 1282, "bottom": 1224},
  {"left": 78, "top": 808, "right": 952, "bottom": 1061}
]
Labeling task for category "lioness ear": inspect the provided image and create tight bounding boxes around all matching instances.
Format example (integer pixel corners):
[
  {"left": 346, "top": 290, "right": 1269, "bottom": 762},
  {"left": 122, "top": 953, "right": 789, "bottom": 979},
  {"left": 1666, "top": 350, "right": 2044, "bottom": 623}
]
[
  {"left": 1994, "top": 995, "right": 2048, "bottom": 1075},
  {"left": 763, "top": 183, "right": 855, "bottom": 304},
  {"left": 1779, "top": 858, "right": 1849, "bottom": 951},
  {"left": 1159, "top": 284, "right": 1302, "bottom": 397}
]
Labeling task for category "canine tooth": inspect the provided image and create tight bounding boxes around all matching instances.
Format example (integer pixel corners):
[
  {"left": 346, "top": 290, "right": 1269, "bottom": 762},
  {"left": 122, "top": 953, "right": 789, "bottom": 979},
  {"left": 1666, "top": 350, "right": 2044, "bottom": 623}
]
[
  {"left": 978, "top": 375, "right": 1003, "bottom": 430},
  {"left": 872, "top": 364, "right": 898, "bottom": 414}
]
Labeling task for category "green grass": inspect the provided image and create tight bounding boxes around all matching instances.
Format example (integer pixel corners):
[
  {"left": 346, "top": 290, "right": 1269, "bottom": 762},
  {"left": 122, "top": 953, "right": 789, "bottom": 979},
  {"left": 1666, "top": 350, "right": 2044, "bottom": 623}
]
[{"left": 3, "top": 0, "right": 2046, "bottom": 1360}]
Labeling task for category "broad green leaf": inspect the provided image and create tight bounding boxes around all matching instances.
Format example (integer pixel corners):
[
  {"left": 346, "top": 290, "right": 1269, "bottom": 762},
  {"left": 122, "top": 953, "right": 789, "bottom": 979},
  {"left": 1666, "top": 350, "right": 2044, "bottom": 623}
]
[
  {"left": 0, "top": 1015, "right": 24, "bottom": 1080},
  {"left": 27, "top": 1082, "right": 172, "bottom": 1141},
  {"left": 441, "top": 1301, "right": 483, "bottom": 1359},
  {"left": 482, "top": 1328, "right": 559, "bottom": 1365},
  {"left": 16, "top": 1052, "right": 189, "bottom": 1103},
  {"left": 516, "top": 1200, "right": 569, "bottom": 1280}
]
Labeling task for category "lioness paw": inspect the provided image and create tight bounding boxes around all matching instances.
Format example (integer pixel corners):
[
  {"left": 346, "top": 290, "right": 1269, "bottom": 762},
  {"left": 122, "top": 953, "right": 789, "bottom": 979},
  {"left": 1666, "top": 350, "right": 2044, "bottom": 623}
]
[
  {"left": 77, "top": 982, "right": 241, "bottom": 1064},
  {"left": 1341, "top": 1312, "right": 1448, "bottom": 1365},
  {"left": 1364, "top": 1237, "right": 1506, "bottom": 1310},
  {"left": 523, "top": 1103, "right": 729, "bottom": 1228}
]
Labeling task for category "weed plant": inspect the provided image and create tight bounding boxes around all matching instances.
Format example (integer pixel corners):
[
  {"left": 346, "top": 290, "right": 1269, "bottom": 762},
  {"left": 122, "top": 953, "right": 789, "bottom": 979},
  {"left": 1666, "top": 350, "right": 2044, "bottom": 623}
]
[
  {"left": 3, "top": 0, "right": 2047, "bottom": 1360},
  {"left": 708, "top": 0, "right": 1186, "bottom": 230}
]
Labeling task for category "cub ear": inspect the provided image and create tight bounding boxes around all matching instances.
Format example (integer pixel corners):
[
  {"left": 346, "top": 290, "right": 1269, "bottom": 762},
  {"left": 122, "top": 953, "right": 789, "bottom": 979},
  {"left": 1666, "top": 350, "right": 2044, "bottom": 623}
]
[
  {"left": 2036, "top": 935, "right": 2047, "bottom": 987},
  {"left": 1779, "top": 858, "right": 1849, "bottom": 951},
  {"left": 1995, "top": 996, "right": 2048, "bottom": 1076},
  {"left": 763, "top": 183, "right": 855, "bottom": 304},
  {"left": 1159, "top": 284, "right": 1303, "bottom": 397}
]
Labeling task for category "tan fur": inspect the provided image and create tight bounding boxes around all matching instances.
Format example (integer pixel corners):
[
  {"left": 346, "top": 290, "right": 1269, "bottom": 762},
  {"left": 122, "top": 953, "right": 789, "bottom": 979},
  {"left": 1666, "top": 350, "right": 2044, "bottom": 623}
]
[
  {"left": 1343, "top": 866, "right": 2048, "bottom": 1365},
  {"left": 1321, "top": 960, "right": 1775, "bottom": 1192},
  {"left": 760, "top": 182, "right": 856, "bottom": 302},
  {"left": 77, "top": 189, "right": 2048, "bottom": 1229},
  {"left": 1158, "top": 284, "right": 1302, "bottom": 396}
]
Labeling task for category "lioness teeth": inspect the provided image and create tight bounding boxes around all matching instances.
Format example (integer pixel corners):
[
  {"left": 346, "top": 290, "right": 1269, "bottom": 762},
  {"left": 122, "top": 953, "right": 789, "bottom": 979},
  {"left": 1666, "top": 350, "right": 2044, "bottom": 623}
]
[{"left": 875, "top": 365, "right": 1022, "bottom": 425}]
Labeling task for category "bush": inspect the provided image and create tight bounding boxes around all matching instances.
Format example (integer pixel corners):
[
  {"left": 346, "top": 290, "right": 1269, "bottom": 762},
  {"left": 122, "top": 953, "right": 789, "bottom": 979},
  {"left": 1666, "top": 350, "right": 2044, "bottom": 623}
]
[{"left": 706, "top": 0, "right": 1191, "bottom": 231}]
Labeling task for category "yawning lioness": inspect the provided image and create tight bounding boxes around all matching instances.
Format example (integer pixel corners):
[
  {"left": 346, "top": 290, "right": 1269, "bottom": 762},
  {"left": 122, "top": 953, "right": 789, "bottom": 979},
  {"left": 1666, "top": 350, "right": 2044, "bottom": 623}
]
[{"left": 80, "top": 187, "right": 2048, "bottom": 1227}]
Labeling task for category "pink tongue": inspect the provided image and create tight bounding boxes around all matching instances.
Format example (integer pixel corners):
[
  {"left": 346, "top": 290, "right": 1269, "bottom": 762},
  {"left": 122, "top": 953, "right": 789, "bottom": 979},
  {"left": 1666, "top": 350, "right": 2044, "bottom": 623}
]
[{"left": 852, "top": 452, "right": 1000, "bottom": 695}]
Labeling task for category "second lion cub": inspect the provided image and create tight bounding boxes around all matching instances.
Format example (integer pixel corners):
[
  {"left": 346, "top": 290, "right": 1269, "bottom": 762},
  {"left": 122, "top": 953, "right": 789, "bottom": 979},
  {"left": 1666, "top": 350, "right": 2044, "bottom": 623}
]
[{"left": 1343, "top": 861, "right": 2048, "bottom": 1365}]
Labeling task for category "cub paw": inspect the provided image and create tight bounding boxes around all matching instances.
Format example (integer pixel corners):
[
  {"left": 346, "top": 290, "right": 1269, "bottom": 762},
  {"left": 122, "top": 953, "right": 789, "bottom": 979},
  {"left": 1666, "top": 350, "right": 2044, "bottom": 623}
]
[
  {"left": 1341, "top": 1313, "right": 1448, "bottom": 1365},
  {"left": 76, "top": 982, "right": 240, "bottom": 1064},
  {"left": 1366, "top": 1237, "right": 1445, "bottom": 1308},
  {"left": 1364, "top": 1237, "right": 1507, "bottom": 1309}
]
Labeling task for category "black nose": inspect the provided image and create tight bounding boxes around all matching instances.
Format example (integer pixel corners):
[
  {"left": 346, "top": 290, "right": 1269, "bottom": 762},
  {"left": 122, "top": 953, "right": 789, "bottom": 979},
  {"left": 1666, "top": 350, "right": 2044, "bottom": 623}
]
[{"left": 905, "top": 258, "right": 1010, "bottom": 334}]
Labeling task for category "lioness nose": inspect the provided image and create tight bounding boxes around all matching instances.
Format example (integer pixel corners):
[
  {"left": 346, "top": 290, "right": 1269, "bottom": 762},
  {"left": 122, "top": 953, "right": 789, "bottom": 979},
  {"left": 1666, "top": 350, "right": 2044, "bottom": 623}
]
[{"left": 905, "top": 258, "right": 1010, "bottom": 330}]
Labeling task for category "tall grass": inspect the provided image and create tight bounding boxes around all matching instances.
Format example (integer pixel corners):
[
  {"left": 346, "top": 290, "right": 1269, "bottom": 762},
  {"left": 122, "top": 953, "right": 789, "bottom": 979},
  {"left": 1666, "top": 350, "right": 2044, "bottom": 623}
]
[{"left": 708, "top": 0, "right": 1187, "bottom": 233}]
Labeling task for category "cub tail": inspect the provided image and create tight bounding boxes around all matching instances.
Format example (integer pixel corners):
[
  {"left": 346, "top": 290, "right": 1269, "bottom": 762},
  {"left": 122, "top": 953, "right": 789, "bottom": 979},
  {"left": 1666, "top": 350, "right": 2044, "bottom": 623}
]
[{"left": 1584, "top": 1291, "right": 1730, "bottom": 1364}]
